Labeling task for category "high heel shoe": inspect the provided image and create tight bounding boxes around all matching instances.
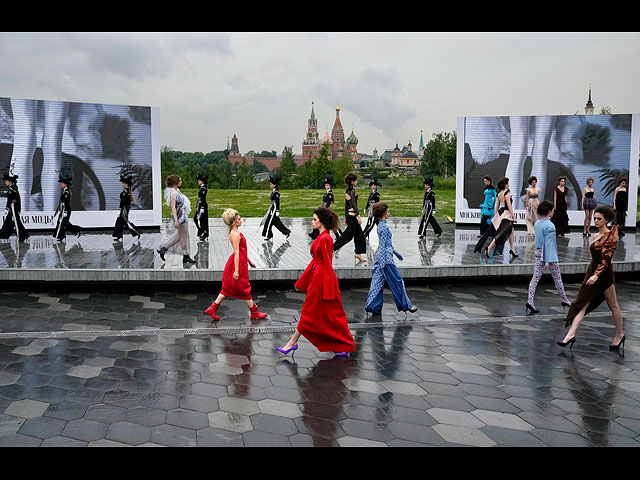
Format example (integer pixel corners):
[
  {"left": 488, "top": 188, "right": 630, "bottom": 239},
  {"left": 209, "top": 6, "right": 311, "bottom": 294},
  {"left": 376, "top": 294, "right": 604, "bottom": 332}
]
[
  {"left": 276, "top": 344, "right": 298, "bottom": 359},
  {"left": 525, "top": 303, "right": 539, "bottom": 314},
  {"left": 557, "top": 336, "right": 576, "bottom": 350},
  {"left": 510, "top": 249, "right": 518, "bottom": 258},
  {"left": 481, "top": 247, "right": 490, "bottom": 258},
  {"left": 561, "top": 301, "right": 571, "bottom": 312},
  {"left": 609, "top": 335, "right": 626, "bottom": 351},
  {"left": 334, "top": 352, "right": 349, "bottom": 357}
]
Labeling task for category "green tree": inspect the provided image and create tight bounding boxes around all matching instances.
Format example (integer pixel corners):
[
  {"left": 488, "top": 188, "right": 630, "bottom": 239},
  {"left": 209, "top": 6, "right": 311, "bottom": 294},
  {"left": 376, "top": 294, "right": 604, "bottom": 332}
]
[
  {"left": 278, "top": 146, "right": 296, "bottom": 189},
  {"left": 599, "top": 106, "right": 613, "bottom": 115},
  {"left": 331, "top": 154, "right": 353, "bottom": 188},
  {"left": 216, "top": 159, "right": 233, "bottom": 189},
  {"left": 236, "top": 158, "right": 255, "bottom": 189},
  {"left": 312, "top": 144, "right": 333, "bottom": 189},
  {"left": 420, "top": 131, "right": 457, "bottom": 178}
]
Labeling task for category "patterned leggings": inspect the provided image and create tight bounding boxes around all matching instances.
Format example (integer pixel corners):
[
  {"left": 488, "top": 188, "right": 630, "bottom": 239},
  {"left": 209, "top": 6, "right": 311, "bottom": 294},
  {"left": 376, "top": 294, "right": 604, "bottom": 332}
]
[{"left": 527, "top": 249, "right": 570, "bottom": 307}]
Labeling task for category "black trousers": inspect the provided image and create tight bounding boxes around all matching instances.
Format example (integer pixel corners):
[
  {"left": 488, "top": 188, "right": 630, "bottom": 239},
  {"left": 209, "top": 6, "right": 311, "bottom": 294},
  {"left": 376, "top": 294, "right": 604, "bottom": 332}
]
[
  {"left": 333, "top": 215, "right": 366, "bottom": 254},
  {"left": 54, "top": 213, "right": 81, "bottom": 240},
  {"left": 262, "top": 215, "right": 291, "bottom": 239},
  {"left": 0, "top": 211, "right": 29, "bottom": 241},
  {"left": 113, "top": 215, "right": 140, "bottom": 239},
  {"left": 419, "top": 213, "right": 442, "bottom": 237},
  {"left": 479, "top": 214, "right": 492, "bottom": 236},
  {"left": 362, "top": 215, "right": 379, "bottom": 238},
  {"left": 194, "top": 207, "right": 209, "bottom": 239}
]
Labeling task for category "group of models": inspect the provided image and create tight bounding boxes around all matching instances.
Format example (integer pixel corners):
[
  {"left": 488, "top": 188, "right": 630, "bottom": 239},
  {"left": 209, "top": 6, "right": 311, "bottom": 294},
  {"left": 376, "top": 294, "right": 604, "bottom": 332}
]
[
  {"left": 0, "top": 168, "right": 140, "bottom": 243},
  {"left": 0, "top": 167, "right": 630, "bottom": 356},
  {"left": 475, "top": 174, "right": 627, "bottom": 352}
]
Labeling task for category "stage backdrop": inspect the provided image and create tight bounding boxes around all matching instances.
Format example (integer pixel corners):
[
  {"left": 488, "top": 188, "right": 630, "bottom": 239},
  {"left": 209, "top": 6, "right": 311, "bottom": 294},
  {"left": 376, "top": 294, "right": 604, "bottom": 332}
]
[
  {"left": 0, "top": 96, "right": 161, "bottom": 228},
  {"left": 456, "top": 114, "right": 639, "bottom": 227}
]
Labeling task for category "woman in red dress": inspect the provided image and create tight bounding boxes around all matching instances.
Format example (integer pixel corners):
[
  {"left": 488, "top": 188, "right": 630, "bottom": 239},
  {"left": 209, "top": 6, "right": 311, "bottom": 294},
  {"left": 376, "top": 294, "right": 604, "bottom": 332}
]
[
  {"left": 205, "top": 209, "right": 268, "bottom": 321},
  {"left": 277, "top": 207, "right": 355, "bottom": 358}
]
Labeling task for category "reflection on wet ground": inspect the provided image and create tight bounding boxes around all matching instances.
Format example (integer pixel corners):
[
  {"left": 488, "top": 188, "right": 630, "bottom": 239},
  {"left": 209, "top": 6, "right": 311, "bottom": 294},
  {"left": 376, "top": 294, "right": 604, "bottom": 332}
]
[
  {"left": 0, "top": 277, "right": 639, "bottom": 446},
  {"left": 0, "top": 218, "right": 636, "bottom": 271}
]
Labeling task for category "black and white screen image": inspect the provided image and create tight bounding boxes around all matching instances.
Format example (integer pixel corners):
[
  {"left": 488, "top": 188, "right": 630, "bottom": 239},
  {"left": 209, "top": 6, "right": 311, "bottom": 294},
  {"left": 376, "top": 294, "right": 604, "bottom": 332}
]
[
  {"left": 0, "top": 96, "right": 156, "bottom": 227},
  {"left": 457, "top": 114, "right": 637, "bottom": 226}
]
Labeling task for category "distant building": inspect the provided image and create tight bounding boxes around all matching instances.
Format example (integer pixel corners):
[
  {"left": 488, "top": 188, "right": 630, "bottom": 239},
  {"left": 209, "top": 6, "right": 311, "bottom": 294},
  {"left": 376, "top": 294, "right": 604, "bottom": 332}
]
[
  {"left": 302, "top": 102, "right": 321, "bottom": 160},
  {"left": 228, "top": 134, "right": 243, "bottom": 164},
  {"left": 331, "top": 104, "right": 346, "bottom": 159},
  {"left": 585, "top": 84, "right": 594, "bottom": 115}
]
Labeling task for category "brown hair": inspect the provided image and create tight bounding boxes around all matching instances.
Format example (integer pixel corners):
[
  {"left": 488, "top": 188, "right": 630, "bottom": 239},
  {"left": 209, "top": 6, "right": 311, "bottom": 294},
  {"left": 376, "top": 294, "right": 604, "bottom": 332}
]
[
  {"left": 586, "top": 176, "right": 594, "bottom": 184},
  {"left": 344, "top": 173, "right": 357, "bottom": 185},
  {"left": 594, "top": 205, "right": 616, "bottom": 223},
  {"left": 483, "top": 175, "right": 492, "bottom": 183},
  {"left": 372, "top": 201, "right": 389, "bottom": 219},
  {"left": 165, "top": 174, "right": 181, "bottom": 188},
  {"left": 528, "top": 176, "right": 537, "bottom": 185},
  {"left": 497, "top": 177, "right": 509, "bottom": 190},
  {"left": 617, "top": 176, "right": 627, "bottom": 185},
  {"left": 313, "top": 206, "right": 339, "bottom": 231}
]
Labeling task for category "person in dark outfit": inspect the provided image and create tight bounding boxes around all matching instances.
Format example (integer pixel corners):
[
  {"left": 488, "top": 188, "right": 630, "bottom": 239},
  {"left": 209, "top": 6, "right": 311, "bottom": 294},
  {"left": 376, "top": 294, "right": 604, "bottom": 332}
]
[
  {"left": 362, "top": 176, "right": 381, "bottom": 238},
  {"left": 53, "top": 172, "right": 82, "bottom": 241},
  {"left": 0, "top": 171, "right": 29, "bottom": 242},
  {"left": 418, "top": 177, "right": 442, "bottom": 239},
  {"left": 333, "top": 172, "right": 366, "bottom": 262},
  {"left": 261, "top": 173, "right": 291, "bottom": 241},
  {"left": 310, "top": 172, "right": 340, "bottom": 240},
  {"left": 194, "top": 171, "right": 209, "bottom": 240},
  {"left": 613, "top": 176, "right": 628, "bottom": 237},
  {"left": 112, "top": 174, "right": 141, "bottom": 242}
]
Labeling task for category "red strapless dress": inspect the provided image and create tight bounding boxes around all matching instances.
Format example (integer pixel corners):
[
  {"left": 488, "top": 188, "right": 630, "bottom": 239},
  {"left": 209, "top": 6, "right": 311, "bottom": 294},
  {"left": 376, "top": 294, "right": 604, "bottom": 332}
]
[
  {"left": 221, "top": 232, "right": 252, "bottom": 300},
  {"left": 295, "top": 230, "right": 355, "bottom": 352}
]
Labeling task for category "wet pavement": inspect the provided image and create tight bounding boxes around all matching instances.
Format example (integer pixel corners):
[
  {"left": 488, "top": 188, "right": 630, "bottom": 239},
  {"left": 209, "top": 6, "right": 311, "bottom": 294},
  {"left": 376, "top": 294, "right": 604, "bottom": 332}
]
[{"left": 0, "top": 277, "right": 639, "bottom": 447}]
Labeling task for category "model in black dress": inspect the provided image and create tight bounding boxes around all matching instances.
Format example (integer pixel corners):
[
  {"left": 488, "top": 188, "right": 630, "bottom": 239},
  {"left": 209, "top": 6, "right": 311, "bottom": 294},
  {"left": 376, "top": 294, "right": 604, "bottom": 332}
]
[
  {"left": 333, "top": 172, "right": 366, "bottom": 262},
  {"left": 613, "top": 177, "right": 628, "bottom": 237},
  {"left": 362, "top": 176, "right": 381, "bottom": 238},
  {"left": 194, "top": 171, "right": 209, "bottom": 240},
  {"left": 418, "top": 177, "right": 442, "bottom": 239},
  {"left": 0, "top": 171, "right": 29, "bottom": 242},
  {"left": 112, "top": 174, "right": 141, "bottom": 242},
  {"left": 53, "top": 172, "right": 82, "bottom": 241},
  {"left": 261, "top": 173, "right": 291, "bottom": 241}
]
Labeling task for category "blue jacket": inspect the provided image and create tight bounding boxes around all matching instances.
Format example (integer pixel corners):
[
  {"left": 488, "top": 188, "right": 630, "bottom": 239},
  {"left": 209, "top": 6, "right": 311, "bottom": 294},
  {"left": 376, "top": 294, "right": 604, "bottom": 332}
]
[
  {"left": 534, "top": 218, "right": 558, "bottom": 262},
  {"left": 374, "top": 220, "right": 402, "bottom": 265},
  {"left": 480, "top": 186, "right": 497, "bottom": 217}
]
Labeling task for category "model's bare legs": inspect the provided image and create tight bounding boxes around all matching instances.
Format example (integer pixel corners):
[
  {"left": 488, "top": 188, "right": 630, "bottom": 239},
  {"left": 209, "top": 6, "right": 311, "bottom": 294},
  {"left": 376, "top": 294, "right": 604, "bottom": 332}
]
[
  {"left": 530, "top": 116, "right": 555, "bottom": 205},
  {"left": 10, "top": 99, "right": 38, "bottom": 211},
  {"left": 41, "top": 101, "right": 68, "bottom": 211},
  {"left": 282, "top": 330, "right": 301, "bottom": 350},
  {"left": 505, "top": 116, "right": 529, "bottom": 209},
  {"left": 603, "top": 285, "right": 624, "bottom": 344},
  {"left": 583, "top": 209, "right": 593, "bottom": 234}
]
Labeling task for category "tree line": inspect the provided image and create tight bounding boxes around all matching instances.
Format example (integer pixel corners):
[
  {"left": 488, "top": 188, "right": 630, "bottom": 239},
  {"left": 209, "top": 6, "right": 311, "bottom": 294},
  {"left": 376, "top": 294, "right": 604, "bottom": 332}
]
[{"left": 161, "top": 130, "right": 458, "bottom": 190}]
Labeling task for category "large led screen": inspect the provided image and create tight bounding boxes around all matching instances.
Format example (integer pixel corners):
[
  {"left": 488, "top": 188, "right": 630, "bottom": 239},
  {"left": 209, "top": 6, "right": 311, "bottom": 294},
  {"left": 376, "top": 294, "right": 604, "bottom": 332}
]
[
  {"left": 0, "top": 96, "right": 161, "bottom": 228},
  {"left": 456, "top": 114, "right": 639, "bottom": 227}
]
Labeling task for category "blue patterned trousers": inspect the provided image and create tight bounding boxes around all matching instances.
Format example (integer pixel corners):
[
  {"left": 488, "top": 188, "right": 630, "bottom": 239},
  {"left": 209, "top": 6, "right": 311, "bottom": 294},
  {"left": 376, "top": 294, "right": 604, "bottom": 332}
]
[{"left": 365, "top": 263, "right": 413, "bottom": 313}]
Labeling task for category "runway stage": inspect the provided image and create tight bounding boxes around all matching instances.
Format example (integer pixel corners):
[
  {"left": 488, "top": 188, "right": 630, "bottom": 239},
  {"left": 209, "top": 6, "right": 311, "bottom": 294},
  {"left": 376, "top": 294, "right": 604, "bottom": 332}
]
[{"left": 0, "top": 217, "right": 637, "bottom": 284}]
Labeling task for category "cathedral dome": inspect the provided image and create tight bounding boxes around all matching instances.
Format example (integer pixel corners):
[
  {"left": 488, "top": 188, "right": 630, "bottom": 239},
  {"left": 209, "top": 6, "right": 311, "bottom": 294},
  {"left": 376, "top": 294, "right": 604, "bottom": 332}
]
[{"left": 347, "top": 129, "right": 358, "bottom": 145}]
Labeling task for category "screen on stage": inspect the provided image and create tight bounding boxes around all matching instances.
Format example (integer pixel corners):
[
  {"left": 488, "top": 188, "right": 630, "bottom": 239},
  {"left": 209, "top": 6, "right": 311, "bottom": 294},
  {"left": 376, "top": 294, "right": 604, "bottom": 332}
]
[
  {"left": 0, "top": 96, "right": 161, "bottom": 228},
  {"left": 456, "top": 114, "right": 639, "bottom": 227}
]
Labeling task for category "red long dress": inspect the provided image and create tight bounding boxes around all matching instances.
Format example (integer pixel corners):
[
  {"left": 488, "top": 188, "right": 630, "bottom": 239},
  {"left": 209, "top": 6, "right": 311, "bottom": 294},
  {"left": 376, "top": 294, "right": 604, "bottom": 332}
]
[
  {"left": 220, "top": 232, "right": 252, "bottom": 300},
  {"left": 295, "top": 230, "right": 355, "bottom": 353}
]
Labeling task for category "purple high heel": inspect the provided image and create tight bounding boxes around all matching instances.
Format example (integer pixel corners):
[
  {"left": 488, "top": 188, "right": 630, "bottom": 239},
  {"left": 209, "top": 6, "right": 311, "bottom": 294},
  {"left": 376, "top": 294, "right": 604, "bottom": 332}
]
[
  {"left": 334, "top": 352, "right": 348, "bottom": 357},
  {"left": 276, "top": 345, "right": 298, "bottom": 357}
]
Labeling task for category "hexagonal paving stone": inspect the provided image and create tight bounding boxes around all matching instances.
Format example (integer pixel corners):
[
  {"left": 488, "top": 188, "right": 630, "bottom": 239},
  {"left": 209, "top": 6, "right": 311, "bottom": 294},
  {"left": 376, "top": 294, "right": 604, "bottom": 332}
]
[
  {"left": 219, "top": 397, "right": 260, "bottom": 416},
  {"left": 4, "top": 399, "right": 50, "bottom": 419},
  {"left": 471, "top": 409, "right": 534, "bottom": 431},
  {"left": 0, "top": 372, "right": 20, "bottom": 387},
  {"left": 106, "top": 421, "right": 152, "bottom": 446},
  {"left": 426, "top": 408, "right": 485, "bottom": 428},
  {"left": 258, "top": 399, "right": 302, "bottom": 418},
  {"left": 432, "top": 423, "right": 496, "bottom": 447},
  {"left": 207, "top": 411, "right": 253, "bottom": 434},
  {"left": 67, "top": 365, "right": 103, "bottom": 379}
]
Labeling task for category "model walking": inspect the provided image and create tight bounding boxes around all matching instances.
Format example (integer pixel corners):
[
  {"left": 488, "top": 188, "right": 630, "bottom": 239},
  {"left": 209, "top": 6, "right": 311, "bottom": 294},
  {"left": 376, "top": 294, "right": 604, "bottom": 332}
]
[
  {"left": 310, "top": 172, "right": 340, "bottom": 240},
  {"left": 559, "top": 205, "right": 624, "bottom": 351},
  {"left": 418, "top": 177, "right": 442, "bottom": 239},
  {"left": 551, "top": 176, "right": 570, "bottom": 236},
  {"left": 260, "top": 173, "right": 291, "bottom": 241},
  {"left": 0, "top": 171, "right": 29, "bottom": 242},
  {"left": 525, "top": 176, "right": 540, "bottom": 236},
  {"left": 474, "top": 177, "right": 518, "bottom": 259},
  {"left": 205, "top": 208, "right": 268, "bottom": 321},
  {"left": 112, "top": 174, "right": 141, "bottom": 242},
  {"left": 525, "top": 200, "right": 571, "bottom": 314},
  {"left": 365, "top": 202, "right": 418, "bottom": 314},
  {"left": 362, "top": 175, "right": 381, "bottom": 238},
  {"left": 194, "top": 170, "right": 209, "bottom": 241},
  {"left": 613, "top": 176, "right": 627, "bottom": 236},
  {"left": 157, "top": 174, "right": 196, "bottom": 264},
  {"left": 479, "top": 175, "right": 496, "bottom": 237},
  {"left": 276, "top": 206, "right": 355, "bottom": 358},
  {"left": 53, "top": 171, "right": 82, "bottom": 241},
  {"left": 333, "top": 172, "right": 366, "bottom": 262},
  {"left": 581, "top": 177, "right": 597, "bottom": 237}
]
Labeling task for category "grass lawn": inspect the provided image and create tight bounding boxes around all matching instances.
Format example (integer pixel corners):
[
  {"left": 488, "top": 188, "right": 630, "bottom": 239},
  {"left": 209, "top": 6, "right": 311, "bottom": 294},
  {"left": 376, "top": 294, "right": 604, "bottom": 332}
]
[{"left": 161, "top": 187, "right": 457, "bottom": 219}]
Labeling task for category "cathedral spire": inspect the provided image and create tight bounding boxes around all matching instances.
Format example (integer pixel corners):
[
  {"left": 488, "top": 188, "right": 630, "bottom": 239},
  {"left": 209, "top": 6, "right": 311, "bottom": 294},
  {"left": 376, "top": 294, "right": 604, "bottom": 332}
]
[{"left": 585, "top": 83, "right": 594, "bottom": 115}]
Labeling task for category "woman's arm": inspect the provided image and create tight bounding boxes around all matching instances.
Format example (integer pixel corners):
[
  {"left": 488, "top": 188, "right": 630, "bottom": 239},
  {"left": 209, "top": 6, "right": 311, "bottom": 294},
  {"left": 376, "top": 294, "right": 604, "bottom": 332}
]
[
  {"left": 170, "top": 191, "right": 178, "bottom": 228},
  {"left": 230, "top": 232, "right": 241, "bottom": 280},
  {"left": 613, "top": 188, "right": 618, "bottom": 210}
]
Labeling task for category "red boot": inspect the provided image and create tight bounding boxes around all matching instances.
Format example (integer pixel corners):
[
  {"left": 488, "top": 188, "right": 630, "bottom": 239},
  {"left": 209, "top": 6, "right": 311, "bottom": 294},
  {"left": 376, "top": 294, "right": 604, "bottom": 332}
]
[
  {"left": 205, "top": 302, "right": 220, "bottom": 320},
  {"left": 249, "top": 304, "right": 268, "bottom": 320}
]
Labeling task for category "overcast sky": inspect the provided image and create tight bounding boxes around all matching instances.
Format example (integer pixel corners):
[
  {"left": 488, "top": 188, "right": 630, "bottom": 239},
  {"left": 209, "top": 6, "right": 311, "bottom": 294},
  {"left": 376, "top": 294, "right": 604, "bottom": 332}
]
[{"left": 1, "top": 32, "right": 639, "bottom": 156}]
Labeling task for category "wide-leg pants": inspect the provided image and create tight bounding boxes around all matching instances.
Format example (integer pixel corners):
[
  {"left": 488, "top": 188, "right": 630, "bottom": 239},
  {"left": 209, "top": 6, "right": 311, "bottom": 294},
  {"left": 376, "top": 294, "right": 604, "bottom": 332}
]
[
  {"left": 333, "top": 215, "right": 366, "bottom": 254},
  {"left": 0, "top": 210, "right": 30, "bottom": 241},
  {"left": 113, "top": 215, "right": 140, "bottom": 239},
  {"left": 365, "top": 263, "right": 413, "bottom": 313}
]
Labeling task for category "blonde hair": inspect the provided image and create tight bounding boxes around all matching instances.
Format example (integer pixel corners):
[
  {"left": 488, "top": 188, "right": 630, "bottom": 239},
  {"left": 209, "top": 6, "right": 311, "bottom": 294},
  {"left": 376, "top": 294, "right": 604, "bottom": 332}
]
[{"left": 222, "top": 208, "right": 239, "bottom": 229}]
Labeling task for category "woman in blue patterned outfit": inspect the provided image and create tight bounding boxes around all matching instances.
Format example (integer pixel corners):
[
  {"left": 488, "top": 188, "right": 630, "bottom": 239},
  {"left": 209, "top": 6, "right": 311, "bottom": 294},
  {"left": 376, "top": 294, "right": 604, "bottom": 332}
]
[
  {"left": 526, "top": 200, "right": 571, "bottom": 314},
  {"left": 365, "top": 202, "right": 418, "bottom": 314}
]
